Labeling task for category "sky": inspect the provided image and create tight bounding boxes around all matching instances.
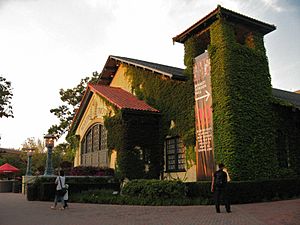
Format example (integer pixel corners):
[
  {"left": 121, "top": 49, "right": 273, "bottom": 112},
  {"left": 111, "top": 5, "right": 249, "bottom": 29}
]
[{"left": 0, "top": 0, "right": 299, "bottom": 149}]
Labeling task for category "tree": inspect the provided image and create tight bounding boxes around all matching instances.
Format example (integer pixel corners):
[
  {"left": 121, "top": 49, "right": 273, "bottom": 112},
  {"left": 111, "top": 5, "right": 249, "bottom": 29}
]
[
  {"left": 22, "top": 137, "right": 45, "bottom": 153},
  {"left": 21, "top": 137, "right": 46, "bottom": 175},
  {"left": 0, "top": 76, "right": 13, "bottom": 118},
  {"left": 21, "top": 137, "right": 77, "bottom": 174},
  {"left": 48, "top": 72, "right": 99, "bottom": 163},
  {"left": 48, "top": 72, "right": 99, "bottom": 138}
]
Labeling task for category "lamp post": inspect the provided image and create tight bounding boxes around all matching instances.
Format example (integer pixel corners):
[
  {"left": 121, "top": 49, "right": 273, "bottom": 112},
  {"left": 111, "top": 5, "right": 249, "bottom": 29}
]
[
  {"left": 22, "top": 147, "right": 35, "bottom": 176},
  {"left": 44, "top": 134, "right": 56, "bottom": 176},
  {"left": 25, "top": 149, "right": 34, "bottom": 176}
]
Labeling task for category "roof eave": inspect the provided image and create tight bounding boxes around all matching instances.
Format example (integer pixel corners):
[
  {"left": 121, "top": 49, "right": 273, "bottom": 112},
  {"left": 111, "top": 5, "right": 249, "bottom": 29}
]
[
  {"left": 173, "top": 5, "right": 276, "bottom": 44},
  {"left": 110, "top": 56, "right": 174, "bottom": 79},
  {"left": 122, "top": 108, "right": 161, "bottom": 115},
  {"left": 172, "top": 6, "right": 220, "bottom": 44},
  {"left": 67, "top": 88, "right": 93, "bottom": 137},
  {"left": 90, "top": 84, "right": 160, "bottom": 114},
  {"left": 98, "top": 55, "right": 186, "bottom": 85}
]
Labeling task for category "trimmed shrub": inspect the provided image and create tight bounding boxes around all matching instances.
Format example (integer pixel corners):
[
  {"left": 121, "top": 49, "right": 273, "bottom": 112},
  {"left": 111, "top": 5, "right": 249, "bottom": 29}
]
[
  {"left": 185, "top": 181, "right": 213, "bottom": 199},
  {"left": 69, "top": 166, "right": 114, "bottom": 176},
  {"left": 122, "top": 179, "right": 187, "bottom": 199},
  {"left": 39, "top": 182, "right": 56, "bottom": 201},
  {"left": 26, "top": 183, "right": 38, "bottom": 201},
  {"left": 70, "top": 189, "right": 120, "bottom": 204},
  {"left": 186, "top": 178, "right": 300, "bottom": 204},
  {"left": 26, "top": 176, "right": 120, "bottom": 201},
  {"left": 28, "top": 177, "right": 300, "bottom": 204},
  {"left": 66, "top": 178, "right": 300, "bottom": 205}
]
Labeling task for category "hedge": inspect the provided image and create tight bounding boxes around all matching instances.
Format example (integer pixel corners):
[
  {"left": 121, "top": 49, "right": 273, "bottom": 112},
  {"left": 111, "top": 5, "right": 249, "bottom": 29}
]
[
  {"left": 186, "top": 178, "right": 300, "bottom": 204},
  {"left": 69, "top": 178, "right": 300, "bottom": 205},
  {"left": 122, "top": 179, "right": 187, "bottom": 199},
  {"left": 27, "top": 176, "right": 120, "bottom": 201}
]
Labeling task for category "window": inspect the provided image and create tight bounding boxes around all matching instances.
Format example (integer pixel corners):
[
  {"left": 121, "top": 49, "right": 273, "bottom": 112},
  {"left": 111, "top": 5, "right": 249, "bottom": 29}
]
[
  {"left": 100, "top": 125, "right": 107, "bottom": 150},
  {"left": 86, "top": 130, "right": 92, "bottom": 153},
  {"left": 92, "top": 124, "right": 100, "bottom": 152},
  {"left": 165, "top": 137, "right": 185, "bottom": 172},
  {"left": 81, "top": 123, "right": 107, "bottom": 156}
]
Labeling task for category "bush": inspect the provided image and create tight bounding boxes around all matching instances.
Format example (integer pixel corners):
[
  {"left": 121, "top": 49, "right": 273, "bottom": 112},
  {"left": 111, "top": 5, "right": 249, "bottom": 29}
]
[
  {"left": 27, "top": 183, "right": 38, "bottom": 201},
  {"left": 186, "top": 178, "right": 300, "bottom": 204},
  {"left": 122, "top": 179, "right": 187, "bottom": 199},
  {"left": 70, "top": 189, "right": 120, "bottom": 204},
  {"left": 185, "top": 181, "right": 213, "bottom": 198},
  {"left": 70, "top": 189, "right": 193, "bottom": 206},
  {"left": 39, "top": 183, "right": 56, "bottom": 201},
  {"left": 26, "top": 176, "right": 120, "bottom": 201},
  {"left": 231, "top": 178, "right": 300, "bottom": 203},
  {"left": 69, "top": 166, "right": 114, "bottom": 176},
  {"left": 120, "top": 178, "right": 300, "bottom": 205},
  {"left": 27, "top": 177, "right": 300, "bottom": 205}
]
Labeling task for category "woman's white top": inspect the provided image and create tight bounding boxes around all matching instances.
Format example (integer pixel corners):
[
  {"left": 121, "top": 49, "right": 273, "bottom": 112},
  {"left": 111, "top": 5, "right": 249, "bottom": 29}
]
[
  {"left": 55, "top": 176, "right": 66, "bottom": 190},
  {"left": 63, "top": 190, "right": 68, "bottom": 200}
]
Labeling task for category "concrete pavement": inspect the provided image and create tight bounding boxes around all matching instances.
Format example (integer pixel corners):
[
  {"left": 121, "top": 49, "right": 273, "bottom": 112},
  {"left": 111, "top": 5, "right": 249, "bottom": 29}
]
[{"left": 0, "top": 193, "right": 299, "bottom": 225}]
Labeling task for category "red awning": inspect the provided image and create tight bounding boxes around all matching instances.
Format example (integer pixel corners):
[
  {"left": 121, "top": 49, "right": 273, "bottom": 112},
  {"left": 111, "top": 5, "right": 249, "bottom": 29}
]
[{"left": 0, "top": 163, "right": 20, "bottom": 173}]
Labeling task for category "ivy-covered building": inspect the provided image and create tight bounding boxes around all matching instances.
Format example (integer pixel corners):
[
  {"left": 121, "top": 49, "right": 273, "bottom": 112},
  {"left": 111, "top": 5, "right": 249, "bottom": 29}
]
[
  {"left": 69, "top": 55, "right": 194, "bottom": 180},
  {"left": 69, "top": 6, "right": 300, "bottom": 181}
]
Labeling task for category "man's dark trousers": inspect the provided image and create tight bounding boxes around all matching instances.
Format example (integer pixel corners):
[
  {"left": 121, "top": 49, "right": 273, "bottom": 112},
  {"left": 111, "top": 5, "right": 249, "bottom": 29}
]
[{"left": 214, "top": 187, "right": 231, "bottom": 213}]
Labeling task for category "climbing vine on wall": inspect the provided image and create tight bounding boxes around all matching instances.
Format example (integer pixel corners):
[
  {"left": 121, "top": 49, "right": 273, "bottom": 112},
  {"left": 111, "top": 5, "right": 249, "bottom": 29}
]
[
  {"left": 104, "top": 111, "right": 124, "bottom": 152},
  {"left": 271, "top": 99, "right": 300, "bottom": 177},
  {"left": 104, "top": 109, "right": 162, "bottom": 179},
  {"left": 125, "top": 66, "right": 196, "bottom": 168},
  {"left": 102, "top": 57, "right": 198, "bottom": 179},
  {"left": 126, "top": 68, "right": 195, "bottom": 145},
  {"left": 207, "top": 19, "right": 279, "bottom": 180}
]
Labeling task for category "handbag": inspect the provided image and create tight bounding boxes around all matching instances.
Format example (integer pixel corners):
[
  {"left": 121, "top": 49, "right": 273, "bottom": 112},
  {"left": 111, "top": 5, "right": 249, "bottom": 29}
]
[{"left": 58, "top": 176, "right": 67, "bottom": 196}]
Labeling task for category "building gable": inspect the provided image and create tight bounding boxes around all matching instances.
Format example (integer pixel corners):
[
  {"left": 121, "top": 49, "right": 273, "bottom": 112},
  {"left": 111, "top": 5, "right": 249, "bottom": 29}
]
[
  {"left": 70, "top": 83, "right": 160, "bottom": 137},
  {"left": 109, "top": 64, "right": 132, "bottom": 93},
  {"left": 76, "top": 93, "right": 111, "bottom": 138},
  {"left": 98, "top": 55, "right": 186, "bottom": 86}
]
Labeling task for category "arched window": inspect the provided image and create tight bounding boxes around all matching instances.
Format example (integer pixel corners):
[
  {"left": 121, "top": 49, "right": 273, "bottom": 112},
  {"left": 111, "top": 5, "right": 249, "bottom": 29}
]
[{"left": 81, "top": 123, "right": 107, "bottom": 156}]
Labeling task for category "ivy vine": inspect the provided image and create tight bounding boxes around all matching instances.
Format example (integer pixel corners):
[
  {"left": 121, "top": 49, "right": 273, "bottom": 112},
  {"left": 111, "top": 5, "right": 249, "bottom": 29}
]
[
  {"left": 208, "top": 19, "right": 279, "bottom": 180},
  {"left": 125, "top": 67, "right": 195, "bottom": 147}
]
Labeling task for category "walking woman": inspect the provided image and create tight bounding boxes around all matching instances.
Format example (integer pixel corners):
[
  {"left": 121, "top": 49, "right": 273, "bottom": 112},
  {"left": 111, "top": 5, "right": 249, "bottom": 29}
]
[{"left": 51, "top": 170, "right": 66, "bottom": 210}]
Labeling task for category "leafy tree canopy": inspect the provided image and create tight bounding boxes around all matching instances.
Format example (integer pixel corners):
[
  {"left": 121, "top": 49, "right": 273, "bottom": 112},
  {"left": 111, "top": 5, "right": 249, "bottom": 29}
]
[
  {"left": 21, "top": 137, "right": 45, "bottom": 153},
  {"left": 20, "top": 137, "right": 74, "bottom": 174},
  {"left": 48, "top": 72, "right": 99, "bottom": 138},
  {"left": 0, "top": 76, "right": 13, "bottom": 118},
  {"left": 46, "top": 72, "right": 99, "bottom": 165}
]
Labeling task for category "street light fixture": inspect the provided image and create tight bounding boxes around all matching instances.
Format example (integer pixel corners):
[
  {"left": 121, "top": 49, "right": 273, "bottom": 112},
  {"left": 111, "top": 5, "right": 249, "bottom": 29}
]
[
  {"left": 44, "top": 134, "right": 56, "bottom": 176},
  {"left": 23, "top": 148, "right": 34, "bottom": 176}
]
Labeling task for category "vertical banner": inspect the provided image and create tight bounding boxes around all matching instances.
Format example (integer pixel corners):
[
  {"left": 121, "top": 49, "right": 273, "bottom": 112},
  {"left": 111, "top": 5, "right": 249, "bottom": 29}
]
[{"left": 193, "top": 52, "right": 215, "bottom": 180}]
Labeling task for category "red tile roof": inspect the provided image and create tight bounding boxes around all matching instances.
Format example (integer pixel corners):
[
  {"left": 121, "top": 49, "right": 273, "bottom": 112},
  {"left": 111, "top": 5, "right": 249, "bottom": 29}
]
[{"left": 89, "top": 84, "right": 160, "bottom": 113}]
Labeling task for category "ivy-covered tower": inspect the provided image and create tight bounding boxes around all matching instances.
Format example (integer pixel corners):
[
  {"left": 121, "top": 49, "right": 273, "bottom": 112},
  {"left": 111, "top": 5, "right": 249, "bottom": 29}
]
[{"left": 173, "top": 5, "right": 280, "bottom": 180}]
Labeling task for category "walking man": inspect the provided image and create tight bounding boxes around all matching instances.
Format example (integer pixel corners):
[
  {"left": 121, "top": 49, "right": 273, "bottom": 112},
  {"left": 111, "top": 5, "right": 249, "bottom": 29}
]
[{"left": 211, "top": 163, "right": 231, "bottom": 213}]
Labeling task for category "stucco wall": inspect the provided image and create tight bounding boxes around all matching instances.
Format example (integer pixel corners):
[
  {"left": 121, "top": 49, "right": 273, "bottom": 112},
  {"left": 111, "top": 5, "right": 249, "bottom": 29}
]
[
  {"left": 74, "top": 93, "right": 113, "bottom": 167},
  {"left": 110, "top": 64, "right": 132, "bottom": 93},
  {"left": 163, "top": 165, "right": 197, "bottom": 182}
]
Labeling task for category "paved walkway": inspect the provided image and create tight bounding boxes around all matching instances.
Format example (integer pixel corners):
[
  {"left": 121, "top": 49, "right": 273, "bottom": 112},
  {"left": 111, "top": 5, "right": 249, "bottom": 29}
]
[{"left": 0, "top": 193, "right": 299, "bottom": 225}]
